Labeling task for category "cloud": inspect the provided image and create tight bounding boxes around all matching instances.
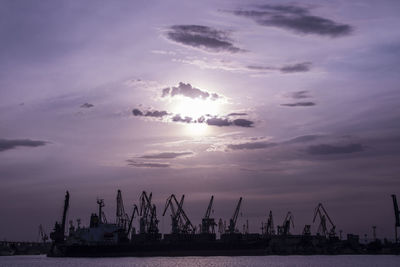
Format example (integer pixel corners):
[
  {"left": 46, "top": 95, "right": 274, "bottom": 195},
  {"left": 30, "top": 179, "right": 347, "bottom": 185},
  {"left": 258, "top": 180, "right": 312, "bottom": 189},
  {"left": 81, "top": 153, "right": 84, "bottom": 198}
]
[
  {"left": 280, "top": 62, "right": 311, "bottom": 73},
  {"left": 290, "top": 90, "right": 310, "bottom": 99},
  {"left": 227, "top": 141, "right": 277, "bottom": 150},
  {"left": 281, "top": 102, "right": 316, "bottom": 107},
  {"left": 132, "top": 108, "right": 255, "bottom": 128},
  {"left": 232, "top": 119, "right": 254, "bottom": 127},
  {"left": 162, "top": 82, "right": 222, "bottom": 100},
  {"left": 166, "top": 25, "right": 243, "bottom": 53},
  {"left": 206, "top": 117, "right": 232, "bottom": 127},
  {"left": 248, "top": 62, "right": 311, "bottom": 73},
  {"left": 284, "top": 135, "right": 322, "bottom": 144},
  {"left": 0, "top": 139, "right": 47, "bottom": 152},
  {"left": 140, "top": 151, "right": 193, "bottom": 159},
  {"left": 126, "top": 159, "right": 170, "bottom": 168},
  {"left": 227, "top": 112, "right": 248, "bottom": 116},
  {"left": 132, "top": 108, "right": 169, "bottom": 117},
  {"left": 80, "top": 103, "right": 94, "bottom": 108},
  {"left": 233, "top": 4, "right": 352, "bottom": 37},
  {"left": 307, "top": 143, "right": 364, "bottom": 155},
  {"left": 172, "top": 114, "right": 193, "bottom": 123}
]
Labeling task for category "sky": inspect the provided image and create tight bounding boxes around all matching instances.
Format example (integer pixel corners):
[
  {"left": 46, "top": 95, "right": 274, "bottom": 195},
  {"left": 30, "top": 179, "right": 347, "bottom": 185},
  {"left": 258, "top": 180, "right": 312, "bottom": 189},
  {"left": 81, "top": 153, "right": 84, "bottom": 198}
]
[{"left": 1, "top": 0, "right": 400, "bottom": 241}]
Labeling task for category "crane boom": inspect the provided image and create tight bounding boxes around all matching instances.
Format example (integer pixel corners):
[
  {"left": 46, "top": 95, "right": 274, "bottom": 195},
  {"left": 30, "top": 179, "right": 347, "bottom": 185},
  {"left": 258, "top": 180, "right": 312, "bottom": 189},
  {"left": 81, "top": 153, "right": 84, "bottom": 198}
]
[
  {"left": 232, "top": 197, "right": 242, "bottom": 225},
  {"left": 227, "top": 197, "right": 242, "bottom": 233},
  {"left": 204, "top": 195, "right": 214, "bottom": 219},
  {"left": 392, "top": 195, "right": 400, "bottom": 227}
]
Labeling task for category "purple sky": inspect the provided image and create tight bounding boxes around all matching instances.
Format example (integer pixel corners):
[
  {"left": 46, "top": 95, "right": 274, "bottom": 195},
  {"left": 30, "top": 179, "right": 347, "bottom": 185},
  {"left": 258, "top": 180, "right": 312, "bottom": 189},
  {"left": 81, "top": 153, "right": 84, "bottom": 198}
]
[{"left": 1, "top": 0, "right": 400, "bottom": 241}]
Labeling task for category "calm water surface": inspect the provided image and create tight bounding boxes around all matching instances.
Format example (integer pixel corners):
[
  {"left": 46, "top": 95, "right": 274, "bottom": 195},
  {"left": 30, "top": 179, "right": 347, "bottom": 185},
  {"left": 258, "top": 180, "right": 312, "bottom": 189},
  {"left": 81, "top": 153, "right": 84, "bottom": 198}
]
[{"left": 0, "top": 255, "right": 399, "bottom": 267}]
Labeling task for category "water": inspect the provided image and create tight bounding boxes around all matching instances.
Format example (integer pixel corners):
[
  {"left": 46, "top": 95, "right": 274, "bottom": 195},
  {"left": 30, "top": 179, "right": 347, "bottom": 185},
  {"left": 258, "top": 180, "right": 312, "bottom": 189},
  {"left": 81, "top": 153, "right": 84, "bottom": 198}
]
[{"left": 0, "top": 255, "right": 399, "bottom": 267}]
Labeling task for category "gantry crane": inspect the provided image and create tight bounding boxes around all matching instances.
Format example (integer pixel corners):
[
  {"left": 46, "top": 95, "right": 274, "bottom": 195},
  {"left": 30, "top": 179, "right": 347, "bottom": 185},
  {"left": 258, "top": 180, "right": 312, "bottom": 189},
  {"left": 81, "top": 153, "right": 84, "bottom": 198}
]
[
  {"left": 392, "top": 194, "right": 400, "bottom": 243},
  {"left": 127, "top": 204, "right": 139, "bottom": 237},
  {"left": 116, "top": 190, "right": 130, "bottom": 231},
  {"left": 278, "top": 211, "right": 294, "bottom": 235},
  {"left": 201, "top": 196, "right": 216, "bottom": 234},
  {"left": 313, "top": 203, "right": 336, "bottom": 238},
  {"left": 162, "top": 194, "right": 195, "bottom": 234},
  {"left": 50, "top": 191, "right": 70, "bottom": 243},
  {"left": 265, "top": 210, "right": 275, "bottom": 235},
  {"left": 227, "top": 197, "right": 242, "bottom": 234},
  {"left": 139, "top": 191, "right": 159, "bottom": 235}
]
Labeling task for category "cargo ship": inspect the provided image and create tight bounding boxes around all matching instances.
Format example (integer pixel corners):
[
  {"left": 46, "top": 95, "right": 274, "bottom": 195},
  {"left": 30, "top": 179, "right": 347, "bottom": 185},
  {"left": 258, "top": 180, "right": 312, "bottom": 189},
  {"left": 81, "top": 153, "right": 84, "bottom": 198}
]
[{"left": 47, "top": 190, "right": 400, "bottom": 257}]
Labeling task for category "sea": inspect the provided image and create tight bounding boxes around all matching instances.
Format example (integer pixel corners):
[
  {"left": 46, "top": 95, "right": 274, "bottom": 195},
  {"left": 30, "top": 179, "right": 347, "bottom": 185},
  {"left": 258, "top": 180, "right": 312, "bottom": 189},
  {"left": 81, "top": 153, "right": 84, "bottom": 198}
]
[{"left": 0, "top": 255, "right": 399, "bottom": 267}]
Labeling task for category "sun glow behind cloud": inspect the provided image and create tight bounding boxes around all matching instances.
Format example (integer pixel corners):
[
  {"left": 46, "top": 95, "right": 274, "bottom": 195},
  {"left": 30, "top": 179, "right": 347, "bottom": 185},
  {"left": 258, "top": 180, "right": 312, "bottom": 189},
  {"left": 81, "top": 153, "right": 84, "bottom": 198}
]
[{"left": 170, "top": 97, "right": 221, "bottom": 119}]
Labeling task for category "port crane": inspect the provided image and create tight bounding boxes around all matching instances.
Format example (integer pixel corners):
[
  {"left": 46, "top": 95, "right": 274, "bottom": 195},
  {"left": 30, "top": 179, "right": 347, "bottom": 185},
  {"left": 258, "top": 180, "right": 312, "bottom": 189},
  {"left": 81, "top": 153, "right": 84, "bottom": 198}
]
[
  {"left": 127, "top": 204, "right": 139, "bottom": 237},
  {"left": 116, "top": 190, "right": 130, "bottom": 231},
  {"left": 278, "top": 211, "right": 294, "bottom": 235},
  {"left": 313, "top": 203, "right": 336, "bottom": 238},
  {"left": 139, "top": 191, "right": 159, "bottom": 234},
  {"left": 50, "top": 191, "right": 70, "bottom": 243},
  {"left": 201, "top": 195, "right": 216, "bottom": 234},
  {"left": 392, "top": 194, "right": 400, "bottom": 243},
  {"left": 227, "top": 197, "right": 242, "bottom": 234},
  {"left": 162, "top": 194, "right": 195, "bottom": 234},
  {"left": 265, "top": 210, "right": 275, "bottom": 235}
]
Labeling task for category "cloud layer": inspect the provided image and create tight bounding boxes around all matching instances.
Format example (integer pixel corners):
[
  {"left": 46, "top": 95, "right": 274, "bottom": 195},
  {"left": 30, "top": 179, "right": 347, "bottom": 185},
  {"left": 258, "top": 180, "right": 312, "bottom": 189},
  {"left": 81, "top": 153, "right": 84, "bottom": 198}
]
[
  {"left": 166, "top": 25, "right": 243, "bottom": 53},
  {"left": 233, "top": 4, "right": 352, "bottom": 37}
]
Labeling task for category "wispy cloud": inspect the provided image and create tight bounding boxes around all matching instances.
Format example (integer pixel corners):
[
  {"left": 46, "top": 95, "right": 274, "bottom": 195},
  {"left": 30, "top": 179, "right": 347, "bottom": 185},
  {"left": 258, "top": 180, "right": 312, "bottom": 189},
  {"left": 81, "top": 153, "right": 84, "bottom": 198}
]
[
  {"left": 140, "top": 151, "right": 193, "bottom": 159},
  {"left": 281, "top": 102, "right": 316, "bottom": 107},
  {"left": 126, "top": 159, "right": 170, "bottom": 168},
  {"left": 233, "top": 4, "right": 352, "bottom": 37}
]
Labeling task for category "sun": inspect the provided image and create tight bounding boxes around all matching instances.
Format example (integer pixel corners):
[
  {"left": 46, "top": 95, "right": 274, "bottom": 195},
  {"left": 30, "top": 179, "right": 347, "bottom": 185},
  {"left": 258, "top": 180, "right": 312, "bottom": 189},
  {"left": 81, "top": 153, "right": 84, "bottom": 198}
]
[{"left": 170, "top": 97, "right": 221, "bottom": 119}]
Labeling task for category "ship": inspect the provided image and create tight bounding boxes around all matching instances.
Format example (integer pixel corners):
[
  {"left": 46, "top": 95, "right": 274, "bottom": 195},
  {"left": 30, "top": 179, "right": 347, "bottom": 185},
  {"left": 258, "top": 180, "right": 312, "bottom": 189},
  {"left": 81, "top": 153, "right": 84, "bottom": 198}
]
[{"left": 47, "top": 190, "right": 400, "bottom": 257}]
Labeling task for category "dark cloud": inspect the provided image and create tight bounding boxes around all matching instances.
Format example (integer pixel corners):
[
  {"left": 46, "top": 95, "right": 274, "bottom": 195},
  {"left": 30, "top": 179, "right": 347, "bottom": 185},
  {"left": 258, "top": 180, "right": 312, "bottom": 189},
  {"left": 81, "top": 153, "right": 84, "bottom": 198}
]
[
  {"left": 172, "top": 114, "right": 193, "bottom": 123},
  {"left": 132, "top": 108, "right": 168, "bottom": 118},
  {"left": 132, "top": 108, "right": 143, "bottom": 116},
  {"left": 80, "top": 103, "right": 94, "bottom": 108},
  {"left": 126, "top": 159, "right": 170, "bottom": 168},
  {"left": 227, "top": 141, "right": 277, "bottom": 150},
  {"left": 132, "top": 108, "right": 254, "bottom": 128},
  {"left": 0, "top": 139, "right": 47, "bottom": 152},
  {"left": 166, "top": 25, "right": 243, "bottom": 53},
  {"left": 144, "top": 110, "right": 169, "bottom": 117},
  {"left": 247, "top": 62, "right": 311, "bottom": 73},
  {"left": 307, "top": 143, "right": 364, "bottom": 155},
  {"left": 206, "top": 117, "right": 232, "bottom": 127},
  {"left": 162, "top": 82, "right": 222, "bottom": 100},
  {"left": 140, "top": 151, "right": 193, "bottom": 159},
  {"left": 232, "top": 119, "right": 254, "bottom": 127},
  {"left": 290, "top": 91, "right": 310, "bottom": 99},
  {"left": 280, "top": 62, "right": 311, "bottom": 73},
  {"left": 233, "top": 4, "right": 352, "bottom": 37},
  {"left": 281, "top": 102, "right": 316, "bottom": 107}
]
